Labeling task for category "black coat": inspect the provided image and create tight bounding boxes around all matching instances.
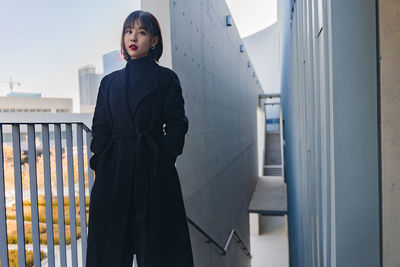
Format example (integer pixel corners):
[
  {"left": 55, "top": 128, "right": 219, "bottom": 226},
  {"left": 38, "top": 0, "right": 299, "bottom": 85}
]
[{"left": 86, "top": 59, "right": 194, "bottom": 267}]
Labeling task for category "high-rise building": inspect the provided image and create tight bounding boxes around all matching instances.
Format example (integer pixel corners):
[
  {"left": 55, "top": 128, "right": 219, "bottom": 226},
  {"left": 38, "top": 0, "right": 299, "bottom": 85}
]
[
  {"left": 103, "top": 50, "right": 126, "bottom": 76},
  {"left": 78, "top": 65, "right": 102, "bottom": 113}
]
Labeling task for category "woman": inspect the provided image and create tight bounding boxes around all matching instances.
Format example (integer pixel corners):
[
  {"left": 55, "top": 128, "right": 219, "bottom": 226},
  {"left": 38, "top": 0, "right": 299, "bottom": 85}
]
[{"left": 86, "top": 10, "right": 194, "bottom": 267}]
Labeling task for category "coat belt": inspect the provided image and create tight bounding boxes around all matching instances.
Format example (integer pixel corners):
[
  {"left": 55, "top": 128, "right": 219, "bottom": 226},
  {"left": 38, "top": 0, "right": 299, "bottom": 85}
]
[{"left": 111, "top": 128, "right": 161, "bottom": 227}]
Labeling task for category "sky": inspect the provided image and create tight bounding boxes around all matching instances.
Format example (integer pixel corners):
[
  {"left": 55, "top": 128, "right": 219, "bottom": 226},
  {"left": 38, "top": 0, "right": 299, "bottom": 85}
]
[
  {"left": 0, "top": 0, "right": 276, "bottom": 112},
  {"left": 225, "top": 0, "right": 277, "bottom": 38}
]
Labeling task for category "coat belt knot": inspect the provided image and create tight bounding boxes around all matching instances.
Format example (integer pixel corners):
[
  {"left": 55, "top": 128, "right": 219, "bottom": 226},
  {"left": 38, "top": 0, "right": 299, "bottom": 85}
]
[{"left": 111, "top": 128, "right": 161, "bottom": 227}]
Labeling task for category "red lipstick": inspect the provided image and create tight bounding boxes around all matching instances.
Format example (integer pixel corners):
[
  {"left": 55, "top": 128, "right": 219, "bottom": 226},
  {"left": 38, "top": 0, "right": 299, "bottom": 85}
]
[{"left": 129, "top": 44, "right": 137, "bottom": 50}]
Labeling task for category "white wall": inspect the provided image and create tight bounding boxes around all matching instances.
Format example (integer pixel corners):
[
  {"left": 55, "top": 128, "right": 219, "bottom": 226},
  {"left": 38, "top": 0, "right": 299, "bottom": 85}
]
[
  {"left": 257, "top": 107, "right": 266, "bottom": 176},
  {"left": 243, "top": 24, "right": 280, "bottom": 94}
]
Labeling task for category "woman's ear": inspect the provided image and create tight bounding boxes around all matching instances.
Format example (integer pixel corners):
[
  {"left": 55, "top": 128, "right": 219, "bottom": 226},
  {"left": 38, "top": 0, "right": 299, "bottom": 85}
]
[{"left": 151, "top": 36, "right": 159, "bottom": 47}]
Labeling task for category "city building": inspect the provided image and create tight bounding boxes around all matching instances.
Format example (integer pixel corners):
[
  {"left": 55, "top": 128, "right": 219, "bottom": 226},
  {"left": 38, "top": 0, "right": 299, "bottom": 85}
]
[
  {"left": 6, "top": 92, "right": 42, "bottom": 98},
  {"left": 78, "top": 65, "right": 102, "bottom": 113},
  {"left": 0, "top": 93, "right": 72, "bottom": 113},
  {"left": 103, "top": 50, "right": 126, "bottom": 76}
]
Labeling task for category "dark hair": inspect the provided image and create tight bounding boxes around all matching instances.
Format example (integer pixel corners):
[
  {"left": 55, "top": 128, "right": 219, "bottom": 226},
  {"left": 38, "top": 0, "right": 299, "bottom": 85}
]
[{"left": 120, "top": 10, "right": 163, "bottom": 62}]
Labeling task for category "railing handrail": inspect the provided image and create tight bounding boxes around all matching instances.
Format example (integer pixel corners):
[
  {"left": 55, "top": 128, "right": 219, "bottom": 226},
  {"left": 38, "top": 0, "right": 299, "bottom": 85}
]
[
  {"left": 187, "top": 217, "right": 252, "bottom": 258},
  {"left": 0, "top": 121, "right": 92, "bottom": 132}
]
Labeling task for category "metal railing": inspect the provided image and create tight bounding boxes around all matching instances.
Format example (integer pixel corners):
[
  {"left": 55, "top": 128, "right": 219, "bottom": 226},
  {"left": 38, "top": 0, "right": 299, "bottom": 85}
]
[
  {"left": 0, "top": 121, "right": 251, "bottom": 267},
  {"left": 0, "top": 122, "right": 93, "bottom": 267},
  {"left": 187, "top": 218, "right": 252, "bottom": 258}
]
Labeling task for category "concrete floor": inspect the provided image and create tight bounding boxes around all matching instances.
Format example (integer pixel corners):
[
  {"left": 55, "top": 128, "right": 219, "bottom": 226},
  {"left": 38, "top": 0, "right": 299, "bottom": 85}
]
[{"left": 250, "top": 215, "right": 289, "bottom": 267}]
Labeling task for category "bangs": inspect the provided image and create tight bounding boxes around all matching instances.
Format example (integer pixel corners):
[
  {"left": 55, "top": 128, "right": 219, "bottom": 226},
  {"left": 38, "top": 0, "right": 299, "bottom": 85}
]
[
  {"left": 121, "top": 10, "right": 163, "bottom": 62},
  {"left": 123, "top": 12, "right": 156, "bottom": 36}
]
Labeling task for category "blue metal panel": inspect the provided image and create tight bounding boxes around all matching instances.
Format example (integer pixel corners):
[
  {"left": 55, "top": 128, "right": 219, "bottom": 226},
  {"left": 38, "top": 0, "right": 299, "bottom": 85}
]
[{"left": 282, "top": 0, "right": 380, "bottom": 266}]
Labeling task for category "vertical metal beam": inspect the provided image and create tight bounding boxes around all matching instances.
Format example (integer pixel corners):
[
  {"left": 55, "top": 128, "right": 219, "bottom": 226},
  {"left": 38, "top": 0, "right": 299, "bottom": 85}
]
[
  {"left": 66, "top": 124, "right": 78, "bottom": 267},
  {"left": 77, "top": 124, "right": 87, "bottom": 265},
  {"left": 330, "top": 0, "right": 380, "bottom": 265},
  {"left": 0, "top": 125, "right": 9, "bottom": 267},
  {"left": 27, "top": 124, "right": 41, "bottom": 267},
  {"left": 374, "top": 0, "right": 383, "bottom": 266},
  {"left": 279, "top": 107, "right": 285, "bottom": 181},
  {"left": 42, "top": 124, "right": 55, "bottom": 267},
  {"left": 12, "top": 124, "right": 26, "bottom": 267},
  {"left": 54, "top": 124, "right": 67, "bottom": 267}
]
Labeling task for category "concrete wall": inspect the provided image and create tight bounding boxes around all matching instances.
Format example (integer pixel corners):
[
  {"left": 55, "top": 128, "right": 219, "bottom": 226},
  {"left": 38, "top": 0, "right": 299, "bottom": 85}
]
[
  {"left": 282, "top": 0, "right": 380, "bottom": 266},
  {"left": 142, "top": 1, "right": 261, "bottom": 266},
  {"left": 379, "top": 0, "right": 400, "bottom": 266},
  {"left": 140, "top": 0, "right": 172, "bottom": 68}
]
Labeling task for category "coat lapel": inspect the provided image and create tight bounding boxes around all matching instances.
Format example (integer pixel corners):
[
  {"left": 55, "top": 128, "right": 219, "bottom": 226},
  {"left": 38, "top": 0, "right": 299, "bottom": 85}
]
[{"left": 118, "top": 62, "right": 159, "bottom": 122}]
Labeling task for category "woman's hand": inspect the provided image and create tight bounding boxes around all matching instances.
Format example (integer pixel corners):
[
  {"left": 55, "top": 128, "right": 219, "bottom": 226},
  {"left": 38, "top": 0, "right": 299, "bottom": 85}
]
[{"left": 160, "top": 70, "right": 189, "bottom": 165}]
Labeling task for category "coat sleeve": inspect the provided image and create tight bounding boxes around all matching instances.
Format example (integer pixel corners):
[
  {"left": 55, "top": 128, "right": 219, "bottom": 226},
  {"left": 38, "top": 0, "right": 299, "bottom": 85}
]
[
  {"left": 89, "top": 78, "right": 111, "bottom": 170},
  {"left": 160, "top": 70, "right": 189, "bottom": 167}
]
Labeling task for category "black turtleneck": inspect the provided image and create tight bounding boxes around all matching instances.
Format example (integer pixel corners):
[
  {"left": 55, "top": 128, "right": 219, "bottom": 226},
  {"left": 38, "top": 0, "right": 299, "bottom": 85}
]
[{"left": 125, "top": 53, "right": 155, "bottom": 87}]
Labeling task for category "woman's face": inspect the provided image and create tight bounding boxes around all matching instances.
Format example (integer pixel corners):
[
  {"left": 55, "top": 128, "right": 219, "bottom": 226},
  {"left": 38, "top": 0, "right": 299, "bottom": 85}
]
[{"left": 124, "top": 21, "right": 158, "bottom": 60}]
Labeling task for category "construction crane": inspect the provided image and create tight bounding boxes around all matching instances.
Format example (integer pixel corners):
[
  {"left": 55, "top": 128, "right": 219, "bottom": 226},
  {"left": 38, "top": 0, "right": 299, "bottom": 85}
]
[{"left": 0, "top": 76, "right": 21, "bottom": 94}]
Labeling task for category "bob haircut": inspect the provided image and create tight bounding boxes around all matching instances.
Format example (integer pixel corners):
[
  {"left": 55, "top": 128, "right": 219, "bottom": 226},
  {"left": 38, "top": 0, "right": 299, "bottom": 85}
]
[{"left": 120, "top": 10, "right": 163, "bottom": 62}]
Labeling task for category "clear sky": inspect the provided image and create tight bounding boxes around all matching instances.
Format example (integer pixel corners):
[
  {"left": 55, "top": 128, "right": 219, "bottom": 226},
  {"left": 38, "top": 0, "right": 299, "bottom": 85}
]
[{"left": 0, "top": 0, "right": 276, "bottom": 112}]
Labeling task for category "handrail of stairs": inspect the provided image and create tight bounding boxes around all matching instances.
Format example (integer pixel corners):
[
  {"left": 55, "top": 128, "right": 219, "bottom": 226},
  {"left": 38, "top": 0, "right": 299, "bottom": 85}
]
[{"left": 187, "top": 217, "right": 252, "bottom": 258}]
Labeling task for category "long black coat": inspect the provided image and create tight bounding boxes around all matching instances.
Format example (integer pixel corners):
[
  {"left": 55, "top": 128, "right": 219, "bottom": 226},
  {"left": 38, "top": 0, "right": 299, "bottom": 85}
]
[{"left": 86, "top": 59, "right": 194, "bottom": 267}]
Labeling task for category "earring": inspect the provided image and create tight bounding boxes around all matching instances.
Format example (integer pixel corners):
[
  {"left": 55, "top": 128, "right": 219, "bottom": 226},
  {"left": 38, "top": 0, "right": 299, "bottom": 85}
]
[{"left": 151, "top": 45, "right": 155, "bottom": 50}]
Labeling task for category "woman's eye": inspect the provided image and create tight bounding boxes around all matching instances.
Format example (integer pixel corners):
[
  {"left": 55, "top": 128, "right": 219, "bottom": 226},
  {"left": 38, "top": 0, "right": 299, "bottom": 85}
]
[{"left": 140, "top": 31, "right": 146, "bottom": 35}]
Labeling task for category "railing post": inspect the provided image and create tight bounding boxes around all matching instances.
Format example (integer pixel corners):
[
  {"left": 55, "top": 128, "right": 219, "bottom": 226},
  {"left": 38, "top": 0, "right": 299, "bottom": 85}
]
[
  {"left": 27, "top": 124, "right": 41, "bottom": 267},
  {"left": 86, "top": 131, "right": 94, "bottom": 194},
  {"left": 54, "top": 124, "right": 67, "bottom": 267},
  {"left": 76, "top": 124, "right": 87, "bottom": 265},
  {"left": 42, "top": 124, "right": 55, "bottom": 267},
  {"left": 12, "top": 124, "right": 26, "bottom": 267},
  {"left": 66, "top": 124, "right": 78, "bottom": 267},
  {"left": 0, "top": 122, "right": 94, "bottom": 267},
  {"left": 0, "top": 124, "right": 9, "bottom": 267}
]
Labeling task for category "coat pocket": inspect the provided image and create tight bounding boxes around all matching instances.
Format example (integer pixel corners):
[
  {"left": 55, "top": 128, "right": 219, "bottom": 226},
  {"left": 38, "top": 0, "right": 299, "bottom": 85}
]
[
  {"left": 91, "top": 164, "right": 118, "bottom": 206},
  {"left": 90, "top": 141, "right": 113, "bottom": 171}
]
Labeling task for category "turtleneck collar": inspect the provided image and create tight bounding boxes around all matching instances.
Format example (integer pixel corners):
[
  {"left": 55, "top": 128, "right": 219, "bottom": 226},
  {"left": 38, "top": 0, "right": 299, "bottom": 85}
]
[{"left": 126, "top": 53, "right": 155, "bottom": 71}]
